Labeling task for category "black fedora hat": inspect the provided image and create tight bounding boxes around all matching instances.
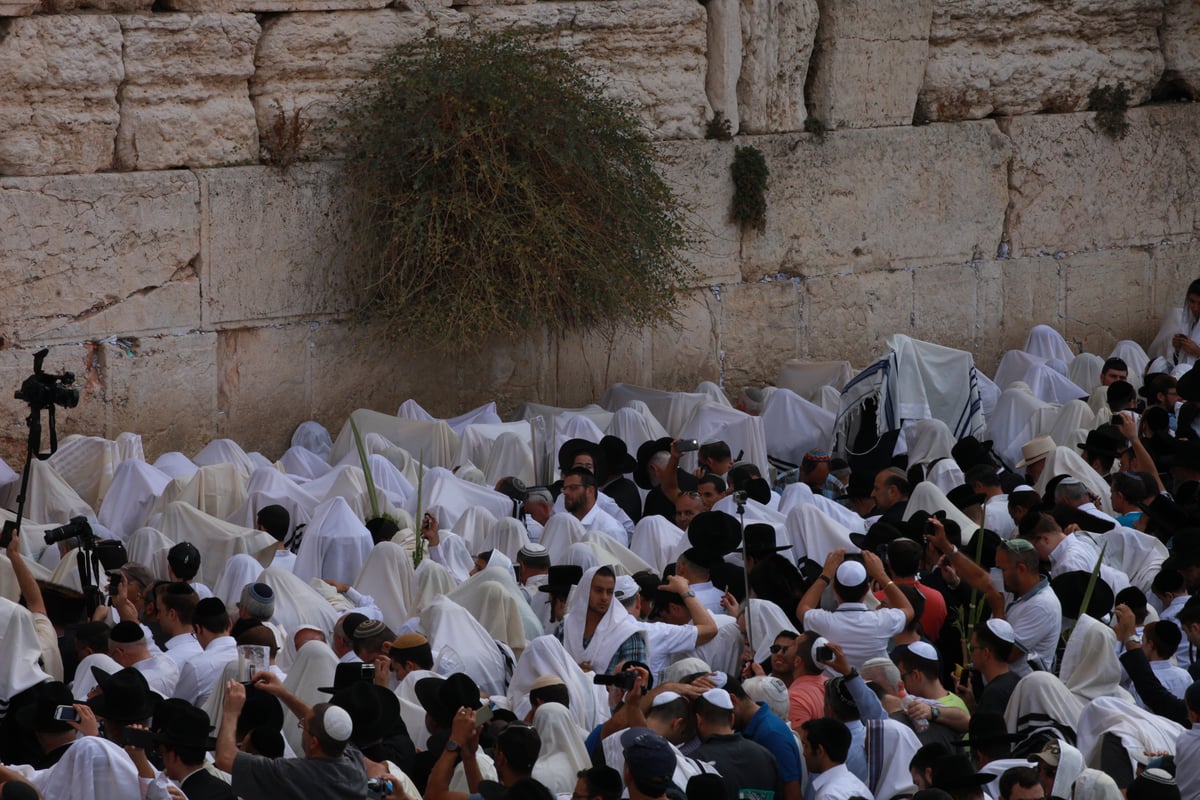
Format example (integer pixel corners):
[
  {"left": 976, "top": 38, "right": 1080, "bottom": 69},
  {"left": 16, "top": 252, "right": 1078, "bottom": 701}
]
[
  {"left": 599, "top": 435, "right": 637, "bottom": 476},
  {"left": 687, "top": 512, "right": 742, "bottom": 555},
  {"left": 951, "top": 436, "right": 996, "bottom": 471},
  {"left": 930, "top": 754, "right": 992, "bottom": 790},
  {"left": 1079, "top": 427, "right": 1125, "bottom": 459},
  {"left": 849, "top": 521, "right": 903, "bottom": 553},
  {"left": 88, "top": 667, "right": 159, "bottom": 723},
  {"left": 634, "top": 438, "right": 673, "bottom": 491},
  {"left": 946, "top": 484, "right": 986, "bottom": 512},
  {"left": 15, "top": 681, "right": 75, "bottom": 734},
  {"left": 736, "top": 524, "right": 791, "bottom": 557},
  {"left": 415, "top": 673, "right": 482, "bottom": 728},
  {"left": 558, "top": 438, "right": 606, "bottom": 479},
  {"left": 319, "top": 661, "right": 376, "bottom": 695},
  {"left": 1051, "top": 571, "right": 1114, "bottom": 620},
  {"left": 537, "top": 564, "right": 584, "bottom": 595},
  {"left": 331, "top": 680, "right": 384, "bottom": 743},
  {"left": 154, "top": 703, "right": 216, "bottom": 750}
]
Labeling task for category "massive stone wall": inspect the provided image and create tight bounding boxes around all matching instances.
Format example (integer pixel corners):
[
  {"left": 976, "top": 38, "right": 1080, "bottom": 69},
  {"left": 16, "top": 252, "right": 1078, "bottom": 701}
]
[{"left": 0, "top": 0, "right": 1198, "bottom": 462}]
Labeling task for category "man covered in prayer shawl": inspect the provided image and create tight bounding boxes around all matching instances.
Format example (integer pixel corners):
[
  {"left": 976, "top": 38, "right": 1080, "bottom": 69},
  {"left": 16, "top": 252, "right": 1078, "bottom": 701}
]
[{"left": 559, "top": 565, "right": 646, "bottom": 675}]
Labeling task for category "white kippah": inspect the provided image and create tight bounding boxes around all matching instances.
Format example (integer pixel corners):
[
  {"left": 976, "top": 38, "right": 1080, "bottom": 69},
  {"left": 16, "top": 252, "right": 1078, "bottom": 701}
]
[
  {"left": 614, "top": 575, "right": 639, "bottom": 599},
  {"left": 1013, "top": 485, "right": 1035, "bottom": 493},
  {"left": 650, "top": 691, "right": 682, "bottom": 708},
  {"left": 701, "top": 688, "right": 733, "bottom": 710},
  {"left": 322, "top": 705, "right": 354, "bottom": 742},
  {"left": 908, "top": 641, "right": 939, "bottom": 662},
  {"left": 709, "top": 671, "right": 728, "bottom": 689},
  {"left": 836, "top": 561, "right": 867, "bottom": 585},
  {"left": 986, "top": 618, "right": 1016, "bottom": 644},
  {"left": 1057, "top": 476, "right": 1081, "bottom": 486}
]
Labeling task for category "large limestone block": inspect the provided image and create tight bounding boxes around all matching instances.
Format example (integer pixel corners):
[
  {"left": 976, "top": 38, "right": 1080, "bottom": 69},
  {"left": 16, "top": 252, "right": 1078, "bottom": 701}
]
[
  {"left": 0, "top": 0, "right": 37, "bottom": 14},
  {"left": 1061, "top": 249, "right": 1153, "bottom": 354},
  {"left": 1003, "top": 106, "right": 1200, "bottom": 257},
  {"left": 1151, "top": 242, "right": 1200, "bottom": 338},
  {"left": 806, "top": 0, "right": 932, "bottom": 130},
  {"left": 115, "top": 14, "right": 260, "bottom": 171},
  {"left": 553, "top": 325, "right": 654, "bottom": 409},
  {"left": 217, "top": 325, "right": 312, "bottom": 453},
  {"left": 803, "top": 268, "right": 914, "bottom": 367},
  {"left": 39, "top": 0, "right": 150, "bottom": 13},
  {"left": 912, "top": 262, "right": 982, "bottom": 354},
  {"left": 654, "top": 140, "right": 741, "bottom": 285},
  {"left": 0, "top": 171, "right": 201, "bottom": 344},
  {"left": 469, "top": 0, "right": 711, "bottom": 139},
  {"left": 0, "top": 16, "right": 122, "bottom": 176},
  {"left": 920, "top": 0, "right": 1164, "bottom": 121},
  {"left": 736, "top": 0, "right": 819, "bottom": 133},
  {"left": 651, "top": 288, "right": 719, "bottom": 391},
  {"left": 719, "top": 280, "right": 803, "bottom": 388},
  {"left": 1162, "top": 0, "right": 1200, "bottom": 97},
  {"left": 738, "top": 121, "right": 1010, "bottom": 281},
  {"left": 162, "top": 0, "right": 387, "bottom": 14},
  {"left": 250, "top": 9, "right": 454, "bottom": 157},
  {"left": 198, "top": 164, "right": 354, "bottom": 327},
  {"left": 971, "top": 259, "right": 1008, "bottom": 372}
]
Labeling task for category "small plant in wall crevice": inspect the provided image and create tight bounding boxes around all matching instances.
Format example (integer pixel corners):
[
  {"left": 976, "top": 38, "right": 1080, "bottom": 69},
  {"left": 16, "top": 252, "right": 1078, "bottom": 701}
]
[{"left": 731, "top": 145, "right": 768, "bottom": 232}]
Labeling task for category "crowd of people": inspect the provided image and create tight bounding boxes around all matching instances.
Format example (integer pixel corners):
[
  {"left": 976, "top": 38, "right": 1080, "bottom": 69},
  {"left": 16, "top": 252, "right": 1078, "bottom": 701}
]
[{"left": 5, "top": 305, "right": 1200, "bottom": 800}]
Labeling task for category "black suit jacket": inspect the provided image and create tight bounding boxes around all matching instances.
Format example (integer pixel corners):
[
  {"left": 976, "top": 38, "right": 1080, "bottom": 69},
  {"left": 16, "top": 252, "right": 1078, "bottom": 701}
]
[{"left": 181, "top": 768, "right": 236, "bottom": 800}]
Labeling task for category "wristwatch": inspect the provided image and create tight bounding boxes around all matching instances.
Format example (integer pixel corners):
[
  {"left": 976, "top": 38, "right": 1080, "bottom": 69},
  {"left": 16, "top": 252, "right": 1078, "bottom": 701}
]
[
  {"left": 930, "top": 705, "right": 941, "bottom": 721},
  {"left": 445, "top": 740, "right": 461, "bottom": 753},
  {"left": 683, "top": 590, "right": 696, "bottom": 599}
]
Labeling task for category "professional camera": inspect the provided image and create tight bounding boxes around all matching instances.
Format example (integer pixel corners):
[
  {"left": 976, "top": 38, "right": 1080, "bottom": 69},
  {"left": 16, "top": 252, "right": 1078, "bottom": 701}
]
[
  {"left": 593, "top": 670, "right": 638, "bottom": 690},
  {"left": 366, "top": 777, "right": 394, "bottom": 798},
  {"left": 14, "top": 349, "right": 78, "bottom": 410},
  {"left": 44, "top": 516, "right": 92, "bottom": 546}
]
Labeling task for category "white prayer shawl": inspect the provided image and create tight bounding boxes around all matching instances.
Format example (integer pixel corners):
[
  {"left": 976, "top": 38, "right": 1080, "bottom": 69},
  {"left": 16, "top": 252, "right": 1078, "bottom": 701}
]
[
  {"left": 553, "top": 415, "right": 606, "bottom": 472},
  {"left": 1003, "top": 672, "right": 1085, "bottom": 747},
  {"left": 157, "top": 501, "right": 276, "bottom": 585},
  {"left": 200, "top": 659, "right": 247, "bottom": 728},
  {"left": 976, "top": 369, "right": 1001, "bottom": 421},
  {"left": 462, "top": 425, "right": 535, "bottom": 486},
  {"left": 694, "top": 381, "right": 732, "bottom": 406},
  {"left": 47, "top": 435, "right": 122, "bottom": 510},
  {"left": 784, "top": 504, "right": 857, "bottom": 565},
  {"left": 414, "top": 559, "right": 458, "bottom": 613},
  {"left": 1034, "top": 447, "right": 1114, "bottom": 514},
  {"left": 1069, "top": 353, "right": 1105, "bottom": 393},
  {"left": 355, "top": 541, "right": 416, "bottom": 631},
  {"left": 744, "top": 598, "right": 798, "bottom": 663},
  {"left": 72, "top": 653, "right": 121, "bottom": 701},
  {"left": 97, "top": 458, "right": 173, "bottom": 540},
  {"left": 330, "top": 409, "right": 458, "bottom": 468},
  {"left": 711, "top": 495, "right": 786, "bottom": 532},
  {"left": 1075, "top": 696, "right": 1184, "bottom": 772},
  {"left": 630, "top": 515, "right": 685, "bottom": 574},
  {"left": 540, "top": 513, "right": 587, "bottom": 566},
  {"left": 581, "top": 531, "right": 653, "bottom": 576},
  {"left": 814, "top": 385, "right": 842, "bottom": 413},
  {"left": 152, "top": 451, "right": 199, "bottom": 481},
  {"left": 278, "top": 446, "right": 332, "bottom": 480},
  {"left": 395, "top": 668, "right": 440, "bottom": 750},
  {"left": 1059, "top": 615, "right": 1133, "bottom": 705},
  {"left": 904, "top": 482, "right": 980, "bottom": 539},
  {"left": 367, "top": 453, "right": 415, "bottom": 506},
  {"left": 1072, "top": 768, "right": 1122, "bottom": 800},
  {"left": 1024, "top": 324, "right": 1075, "bottom": 363},
  {"left": 490, "top": 517, "right": 531, "bottom": 562},
  {"left": 292, "top": 421, "right": 334, "bottom": 461},
  {"left": 293, "top": 496, "right": 373, "bottom": 586},
  {"left": 989, "top": 386, "right": 1055, "bottom": 470},
  {"left": 604, "top": 406, "right": 670, "bottom": 457},
  {"left": 125, "top": 527, "right": 177, "bottom": 582},
  {"left": 776, "top": 359, "right": 855, "bottom": 397},
  {"left": 778, "top": 483, "right": 866, "bottom": 534},
  {"left": 994, "top": 350, "right": 1048, "bottom": 393},
  {"left": 151, "top": 463, "right": 249, "bottom": 522},
  {"left": 1101, "top": 525, "right": 1168, "bottom": 593},
  {"left": 1047, "top": 400, "right": 1096, "bottom": 452},
  {"left": 405, "top": 467, "right": 513, "bottom": 533},
  {"left": 508, "top": 635, "right": 599, "bottom": 731},
  {"left": 1044, "top": 739, "right": 1085, "bottom": 799},
  {"left": 0, "top": 597, "right": 50, "bottom": 711},
  {"left": 431, "top": 530, "right": 475, "bottom": 583},
  {"left": 20, "top": 458, "right": 96, "bottom": 527},
  {"left": 225, "top": 466, "right": 319, "bottom": 534},
  {"left": 456, "top": 506, "right": 500, "bottom": 555},
  {"left": 681, "top": 614, "right": 742, "bottom": 677},
  {"left": 1109, "top": 340, "right": 1149, "bottom": 391},
  {"left": 905, "top": 418, "right": 955, "bottom": 469},
  {"left": 256, "top": 565, "right": 340, "bottom": 644},
  {"left": 1023, "top": 362, "right": 1089, "bottom": 405},
  {"left": 561, "top": 565, "right": 645, "bottom": 673},
  {"left": 677, "top": 402, "right": 769, "bottom": 478},
  {"left": 601, "top": 383, "right": 711, "bottom": 437},
  {"left": 193, "top": 438, "right": 256, "bottom": 476},
  {"left": 885, "top": 334, "right": 988, "bottom": 441},
  {"left": 448, "top": 569, "right": 532, "bottom": 658},
  {"left": 1087, "top": 386, "right": 1114, "bottom": 425},
  {"left": 281, "top": 624, "right": 323, "bottom": 672},
  {"left": 30, "top": 733, "right": 143, "bottom": 800},
  {"left": 281, "top": 639, "right": 339, "bottom": 755},
  {"left": 247, "top": 452, "right": 276, "bottom": 473},
  {"left": 48, "top": 548, "right": 84, "bottom": 591},
  {"left": 1149, "top": 301, "right": 1200, "bottom": 368},
  {"left": 566, "top": 542, "right": 600, "bottom": 572},
  {"left": 300, "top": 464, "right": 380, "bottom": 521},
  {"left": 866, "top": 718, "right": 920, "bottom": 800},
  {"left": 211, "top": 553, "right": 266, "bottom": 608},
  {"left": 420, "top": 595, "right": 509, "bottom": 695},
  {"left": 517, "top": 402, "right": 614, "bottom": 440},
  {"left": 760, "top": 388, "right": 836, "bottom": 467},
  {"left": 397, "top": 399, "right": 503, "bottom": 435},
  {"left": 531, "top": 702, "right": 592, "bottom": 795}
]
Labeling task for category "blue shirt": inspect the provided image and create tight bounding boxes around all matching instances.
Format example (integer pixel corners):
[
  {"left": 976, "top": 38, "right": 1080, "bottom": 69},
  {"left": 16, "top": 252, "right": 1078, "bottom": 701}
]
[{"left": 743, "top": 702, "right": 804, "bottom": 784}]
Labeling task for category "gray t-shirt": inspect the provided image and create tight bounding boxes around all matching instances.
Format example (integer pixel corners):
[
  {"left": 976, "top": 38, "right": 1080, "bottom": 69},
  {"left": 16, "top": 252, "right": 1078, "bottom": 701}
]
[{"left": 232, "top": 746, "right": 368, "bottom": 800}]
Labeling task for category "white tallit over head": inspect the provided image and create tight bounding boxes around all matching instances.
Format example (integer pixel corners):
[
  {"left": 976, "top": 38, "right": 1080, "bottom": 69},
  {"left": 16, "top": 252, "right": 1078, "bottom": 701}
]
[
  {"left": 97, "top": 458, "right": 173, "bottom": 541},
  {"left": 279, "top": 446, "right": 333, "bottom": 481},
  {"left": 560, "top": 566, "right": 645, "bottom": 673},
  {"left": 329, "top": 409, "right": 458, "bottom": 469},
  {"left": 904, "top": 482, "right": 979, "bottom": 539},
  {"left": 990, "top": 386, "right": 1054, "bottom": 470},
  {"left": 211, "top": 553, "right": 267, "bottom": 609},
  {"left": 405, "top": 467, "right": 512, "bottom": 532},
  {"left": 367, "top": 453, "right": 416, "bottom": 506},
  {"left": 30, "top": 733, "right": 141, "bottom": 800},
  {"left": 1103, "top": 525, "right": 1168, "bottom": 594},
  {"left": 531, "top": 701, "right": 592, "bottom": 795},
  {"left": 225, "top": 466, "right": 319, "bottom": 534},
  {"left": 565, "top": 542, "right": 600, "bottom": 571},
  {"left": 456, "top": 506, "right": 499, "bottom": 555},
  {"left": 256, "top": 564, "right": 339, "bottom": 644},
  {"left": 293, "top": 496, "right": 374, "bottom": 586},
  {"left": 1108, "top": 341, "right": 1149, "bottom": 391},
  {"left": 150, "top": 463, "right": 249, "bottom": 522},
  {"left": 449, "top": 567, "right": 541, "bottom": 657},
  {"left": 743, "top": 598, "right": 797, "bottom": 663},
  {"left": 866, "top": 718, "right": 920, "bottom": 800},
  {"left": 152, "top": 452, "right": 199, "bottom": 481},
  {"left": 581, "top": 531, "right": 652, "bottom": 575},
  {"left": 1034, "top": 447, "right": 1114, "bottom": 514},
  {"left": 292, "top": 421, "right": 334, "bottom": 461},
  {"left": 1059, "top": 615, "right": 1132, "bottom": 704},
  {"left": 760, "top": 388, "right": 836, "bottom": 469},
  {"left": 1024, "top": 324, "right": 1075, "bottom": 363},
  {"left": 21, "top": 458, "right": 95, "bottom": 527},
  {"left": 281, "top": 639, "right": 339, "bottom": 755},
  {"left": 508, "top": 635, "right": 598, "bottom": 731},
  {"left": 783, "top": 504, "right": 857, "bottom": 565},
  {"left": 676, "top": 401, "right": 768, "bottom": 478},
  {"left": 629, "top": 515, "right": 684, "bottom": 574},
  {"left": 48, "top": 435, "right": 122, "bottom": 512},
  {"left": 490, "top": 517, "right": 531, "bottom": 562},
  {"left": 1023, "top": 362, "right": 1089, "bottom": 405},
  {"left": 414, "top": 559, "right": 458, "bottom": 612},
  {"left": 1074, "top": 696, "right": 1185, "bottom": 773},
  {"left": 157, "top": 501, "right": 276, "bottom": 585},
  {"left": 1003, "top": 671, "right": 1085, "bottom": 750},
  {"left": 1072, "top": 769, "right": 1122, "bottom": 800},
  {"left": 778, "top": 482, "right": 866, "bottom": 534},
  {"left": 192, "top": 438, "right": 256, "bottom": 476},
  {"left": 124, "top": 527, "right": 174, "bottom": 582},
  {"left": 481, "top": 431, "right": 536, "bottom": 487},
  {"left": 1069, "top": 353, "right": 1105, "bottom": 393},
  {"left": 355, "top": 541, "right": 417, "bottom": 631},
  {"left": 431, "top": 528, "right": 474, "bottom": 584},
  {"left": 604, "top": 406, "right": 669, "bottom": 457},
  {"left": 0, "top": 597, "right": 51, "bottom": 710},
  {"left": 419, "top": 595, "right": 509, "bottom": 696},
  {"left": 72, "top": 653, "right": 120, "bottom": 701},
  {"left": 1047, "top": 400, "right": 1096, "bottom": 452},
  {"left": 904, "top": 418, "right": 955, "bottom": 468},
  {"left": 540, "top": 513, "right": 587, "bottom": 565}
]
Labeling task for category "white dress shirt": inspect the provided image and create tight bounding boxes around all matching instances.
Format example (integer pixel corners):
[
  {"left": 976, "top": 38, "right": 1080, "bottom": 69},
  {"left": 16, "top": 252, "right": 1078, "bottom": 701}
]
[
  {"left": 802, "top": 603, "right": 906, "bottom": 670},
  {"left": 173, "top": 635, "right": 237, "bottom": 707},
  {"left": 810, "top": 763, "right": 874, "bottom": 800},
  {"left": 133, "top": 653, "right": 181, "bottom": 698},
  {"left": 163, "top": 633, "right": 204, "bottom": 669}
]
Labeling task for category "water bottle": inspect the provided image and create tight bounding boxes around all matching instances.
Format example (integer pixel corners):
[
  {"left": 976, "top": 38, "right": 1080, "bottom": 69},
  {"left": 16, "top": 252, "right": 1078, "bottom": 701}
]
[{"left": 898, "top": 687, "right": 929, "bottom": 733}]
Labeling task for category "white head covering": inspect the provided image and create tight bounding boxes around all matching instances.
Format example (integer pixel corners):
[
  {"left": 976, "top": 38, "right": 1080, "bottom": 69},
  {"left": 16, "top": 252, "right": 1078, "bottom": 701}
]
[
  {"left": 434, "top": 530, "right": 475, "bottom": 583},
  {"left": 1074, "top": 696, "right": 1185, "bottom": 776},
  {"left": 783, "top": 504, "right": 856, "bottom": 564},
  {"left": 281, "top": 639, "right": 339, "bottom": 755},
  {"left": 355, "top": 541, "right": 416, "bottom": 631},
  {"left": 1109, "top": 341, "right": 1149, "bottom": 391},
  {"left": 31, "top": 734, "right": 141, "bottom": 800},
  {"left": 989, "top": 386, "right": 1054, "bottom": 469},
  {"left": 565, "top": 542, "right": 600, "bottom": 572},
  {"left": 256, "top": 565, "right": 339, "bottom": 648},
  {"left": 124, "top": 526, "right": 174, "bottom": 581},
  {"left": 759, "top": 388, "right": 836, "bottom": 467},
  {"left": 778, "top": 481, "right": 866, "bottom": 533},
  {"left": 482, "top": 431, "right": 536, "bottom": 487},
  {"left": 1034, "top": 447, "right": 1114, "bottom": 513},
  {"left": 152, "top": 452, "right": 199, "bottom": 481},
  {"left": 904, "top": 482, "right": 979, "bottom": 538},
  {"left": 1047, "top": 399, "right": 1096, "bottom": 452},
  {"left": 743, "top": 598, "right": 797, "bottom": 663},
  {"left": 330, "top": 410, "right": 458, "bottom": 470},
  {"left": 581, "top": 531, "right": 652, "bottom": 575},
  {"left": 1003, "top": 671, "right": 1085, "bottom": 751},
  {"left": 72, "top": 653, "right": 121, "bottom": 701},
  {"left": 292, "top": 421, "right": 334, "bottom": 461},
  {"left": 1068, "top": 353, "right": 1105, "bottom": 393},
  {"left": 1023, "top": 362, "right": 1089, "bottom": 405},
  {"left": 904, "top": 418, "right": 955, "bottom": 468},
  {"left": 47, "top": 435, "right": 122, "bottom": 511},
  {"left": 156, "top": 501, "right": 275, "bottom": 585},
  {"left": 866, "top": 718, "right": 921, "bottom": 800},
  {"left": 20, "top": 458, "right": 96, "bottom": 527},
  {"left": 419, "top": 595, "right": 509, "bottom": 695},
  {"left": 1072, "top": 768, "right": 1123, "bottom": 800},
  {"left": 604, "top": 406, "right": 670, "bottom": 457},
  {"left": 279, "top": 446, "right": 332, "bottom": 480},
  {"left": 531, "top": 702, "right": 592, "bottom": 794},
  {"left": 193, "top": 438, "right": 256, "bottom": 476},
  {"left": 293, "top": 496, "right": 374, "bottom": 586},
  {"left": 540, "top": 514, "right": 587, "bottom": 565},
  {"left": 0, "top": 597, "right": 51, "bottom": 711},
  {"left": 151, "top": 464, "right": 249, "bottom": 524},
  {"left": 560, "top": 566, "right": 644, "bottom": 673},
  {"left": 508, "top": 635, "right": 597, "bottom": 730},
  {"left": 456, "top": 506, "right": 499, "bottom": 555},
  {"left": 414, "top": 559, "right": 458, "bottom": 612},
  {"left": 225, "top": 466, "right": 319, "bottom": 536},
  {"left": 1024, "top": 324, "right": 1075, "bottom": 363},
  {"left": 490, "top": 517, "right": 531, "bottom": 562},
  {"left": 1060, "top": 615, "right": 1132, "bottom": 704},
  {"left": 96, "top": 458, "right": 172, "bottom": 540},
  {"left": 448, "top": 569, "right": 531, "bottom": 659},
  {"left": 211, "top": 553, "right": 267, "bottom": 609},
  {"left": 404, "top": 467, "right": 513, "bottom": 532},
  {"left": 367, "top": 453, "right": 415, "bottom": 507},
  {"left": 629, "top": 515, "right": 685, "bottom": 574}
]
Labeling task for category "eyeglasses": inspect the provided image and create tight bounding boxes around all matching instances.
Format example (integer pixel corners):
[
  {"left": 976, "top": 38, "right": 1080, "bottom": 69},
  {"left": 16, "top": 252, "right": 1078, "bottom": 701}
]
[{"left": 769, "top": 644, "right": 791, "bottom": 654}]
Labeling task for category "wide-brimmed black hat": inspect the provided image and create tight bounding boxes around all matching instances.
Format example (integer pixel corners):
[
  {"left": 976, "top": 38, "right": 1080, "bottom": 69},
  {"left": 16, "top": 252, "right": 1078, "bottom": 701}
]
[
  {"left": 88, "top": 667, "right": 159, "bottom": 723},
  {"left": 951, "top": 436, "right": 996, "bottom": 471},
  {"left": 946, "top": 484, "right": 986, "bottom": 511},
  {"left": 849, "top": 521, "right": 904, "bottom": 553},
  {"left": 319, "top": 661, "right": 377, "bottom": 695},
  {"left": 154, "top": 703, "right": 216, "bottom": 750},
  {"left": 415, "top": 673, "right": 482, "bottom": 728},
  {"left": 537, "top": 564, "right": 584, "bottom": 595},
  {"left": 1179, "top": 365, "right": 1200, "bottom": 402},
  {"left": 736, "top": 524, "right": 791, "bottom": 557},
  {"left": 687, "top": 512, "right": 742, "bottom": 555},
  {"left": 15, "top": 681, "right": 75, "bottom": 734},
  {"left": 1079, "top": 427, "right": 1125, "bottom": 459},
  {"left": 930, "top": 754, "right": 992, "bottom": 790},
  {"left": 600, "top": 435, "right": 637, "bottom": 476},
  {"left": 331, "top": 680, "right": 383, "bottom": 743},
  {"left": 1051, "top": 571, "right": 1114, "bottom": 620},
  {"left": 1047, "top": 503, "right": 1115, "bottom": 534},
  {"left": 634, "top": 438, "right": 674, "bottom": 490},
  {"left": 558, "top": 439, "right": 606, "bottom": 480}
]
